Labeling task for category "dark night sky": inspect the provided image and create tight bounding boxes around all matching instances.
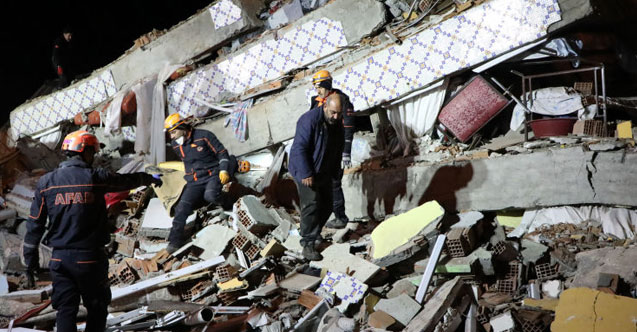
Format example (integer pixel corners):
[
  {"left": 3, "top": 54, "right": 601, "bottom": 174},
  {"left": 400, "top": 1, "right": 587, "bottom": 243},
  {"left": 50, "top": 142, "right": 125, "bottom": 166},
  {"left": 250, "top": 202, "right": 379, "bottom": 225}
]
[{"left": 0, "top": 0, "right": 213, "bottom": 126}]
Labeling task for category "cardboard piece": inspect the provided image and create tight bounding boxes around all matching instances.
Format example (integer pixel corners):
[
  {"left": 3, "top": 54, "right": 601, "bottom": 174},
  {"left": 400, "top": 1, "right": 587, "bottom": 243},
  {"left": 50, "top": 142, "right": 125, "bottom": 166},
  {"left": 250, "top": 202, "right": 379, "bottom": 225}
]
[
  {"left": 617, "top": 120, "right": 633, "bottom": 139},
  {"left": 151, "top": 168, "right": 187, "bottom": 216}
]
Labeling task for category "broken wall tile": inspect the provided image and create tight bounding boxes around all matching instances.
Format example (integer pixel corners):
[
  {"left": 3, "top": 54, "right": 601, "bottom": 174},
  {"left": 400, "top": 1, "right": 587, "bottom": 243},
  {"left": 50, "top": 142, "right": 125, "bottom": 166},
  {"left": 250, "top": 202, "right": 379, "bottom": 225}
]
[{"left": 310, "top": 243, "right": 380, "bottom": 282}]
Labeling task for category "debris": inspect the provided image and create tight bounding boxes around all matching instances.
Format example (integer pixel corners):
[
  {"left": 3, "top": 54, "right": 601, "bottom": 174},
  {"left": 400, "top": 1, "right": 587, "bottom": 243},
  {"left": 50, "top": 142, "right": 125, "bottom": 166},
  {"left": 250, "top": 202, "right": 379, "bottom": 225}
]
[
  {"left": 541, "top": 280, "right": 562, "bottom": 298},
  {"left": 405, "top": 277, "right": 465, "bottom": 332},
  {"left": 415, "top": 234, "right": 446, "bottom": 303},
  {"left": 370, "top": 200, "right": 444, "bottom": 266},
  {"left": 279, "top": 272, "right": 321, "bottom": 292},
  {"left": 570, "top": 247, "right": 637, "bottom": 288},
  {"left": 368, "top": 310, "right": 396, "bottom": 329},
  {"left": 552, "top": 288, "right": 637, "bottom": 331},
  {"left": 374, "top": 293, "right": 421, "bottom": 327},
  {"left": 192, "top": 224, "right": 236, "bottom": 260},
  {"left": 489, "top": 311, "right": 516, "bottom": 332},
  {"left": 310, "top": 243, "right": 380, "bottom": 282}
]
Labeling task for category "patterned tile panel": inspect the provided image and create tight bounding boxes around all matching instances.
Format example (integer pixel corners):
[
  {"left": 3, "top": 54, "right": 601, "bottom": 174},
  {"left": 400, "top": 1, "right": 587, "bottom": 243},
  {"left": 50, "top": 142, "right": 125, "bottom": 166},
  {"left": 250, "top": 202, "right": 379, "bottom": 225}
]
[
  {"left": 167, "top": 18, "right": 348, "bottom": 116},
  {"left": 10, "top": 71, "right": 117, "bottom": 138},
  {"left": 331, "top": 0, "right": 562, "bottom": 111},
  {"left": 209, "top": 0, "right": 243, "bottom": 29}
]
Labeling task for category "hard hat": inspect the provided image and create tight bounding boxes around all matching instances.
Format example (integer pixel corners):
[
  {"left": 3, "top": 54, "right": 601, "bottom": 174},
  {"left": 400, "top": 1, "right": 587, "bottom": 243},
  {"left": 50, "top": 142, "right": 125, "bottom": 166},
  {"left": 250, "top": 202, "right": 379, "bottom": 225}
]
[
  {"left": 164, "top": 113, "right": 186, "bottom": 132},
  {"left": 237, "top": 160, "right": 251, "bottom": 173},
  {"left": 61, "top": 130, "right": 100, "bottom": 153},
  {"left": 312, "top": 70, "right": 332, "bottom": 85}
]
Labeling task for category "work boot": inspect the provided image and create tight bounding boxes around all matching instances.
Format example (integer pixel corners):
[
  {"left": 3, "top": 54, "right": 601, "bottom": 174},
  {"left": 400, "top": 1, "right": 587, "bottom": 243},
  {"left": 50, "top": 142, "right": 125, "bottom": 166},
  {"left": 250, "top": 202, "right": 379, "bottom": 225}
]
[
  {"left": 166, "top": 244, "right": 180, "bottom": 255},
  {"left": 314, "top": 236, "right": 324, "bottom": 249},
  {"left": 325, "top": 218, "right": 348, "bottom": 229},
  {"left": 302, "top": 246, "right": 323, "bottom": 261}
]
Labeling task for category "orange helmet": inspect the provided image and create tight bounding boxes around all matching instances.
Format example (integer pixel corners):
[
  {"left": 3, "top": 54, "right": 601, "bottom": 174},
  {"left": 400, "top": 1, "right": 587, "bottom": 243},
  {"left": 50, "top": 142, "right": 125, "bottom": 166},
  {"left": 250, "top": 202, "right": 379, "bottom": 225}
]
[
  {"left": 164, "top": 113, "right": 186, "bottom": 132},
  {"left": 237, "top": 160, "right": 251, "bottom": 173},
  {"left": 312, "top": 70, "right": 332, "bottom": 85},
  {"left": 61, "top": 130, "right": 100, "bottom": 153}
]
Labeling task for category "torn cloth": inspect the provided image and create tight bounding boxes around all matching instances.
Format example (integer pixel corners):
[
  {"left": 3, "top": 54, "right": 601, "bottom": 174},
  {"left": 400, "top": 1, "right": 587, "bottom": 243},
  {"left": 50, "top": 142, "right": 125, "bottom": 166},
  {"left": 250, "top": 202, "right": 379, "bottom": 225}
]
[
  {"left": 510, "top": 87, "right": 597, "bottom": 131},
  {"left": 386, "top": 80, "right": 448, "bottom": 152},
  {"left": 102, "top": 90, "right": 127, "bottom": 136},
  {"left": 224, "top": 99, "right": 253, "bottom": 142},
  {"left": 132, "top": 77, "right": 157, "bottom": 160},
  {"left": 508, "top": 205, "right": 637, "bottom": 240}
]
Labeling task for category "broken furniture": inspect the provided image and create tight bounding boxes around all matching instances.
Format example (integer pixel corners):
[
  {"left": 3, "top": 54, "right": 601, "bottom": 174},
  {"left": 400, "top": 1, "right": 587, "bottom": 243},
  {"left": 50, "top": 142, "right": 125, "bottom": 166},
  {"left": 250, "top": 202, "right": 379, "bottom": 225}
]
[{"left": 511, "top": 59, "right": 608, "bottom": 141}]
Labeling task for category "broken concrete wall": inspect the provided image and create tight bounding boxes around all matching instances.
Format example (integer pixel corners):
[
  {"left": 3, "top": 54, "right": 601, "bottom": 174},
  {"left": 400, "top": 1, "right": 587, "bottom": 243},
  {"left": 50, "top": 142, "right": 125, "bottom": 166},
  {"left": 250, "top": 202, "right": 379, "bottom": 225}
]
[
  {"left": 8, "top": 0, "right": 263, "bottom": 140},
  {"left": 109, "top": 0, "right": 264, "bottom": 88},
  {"left": 169, "top": 0, "right": 387, "bottom": 118},
  {"left": 202, "top": 0, "right": 592, "bottom": 157},
  {"left": 342, "top": 147, "right": 637, "bottom": 218}
]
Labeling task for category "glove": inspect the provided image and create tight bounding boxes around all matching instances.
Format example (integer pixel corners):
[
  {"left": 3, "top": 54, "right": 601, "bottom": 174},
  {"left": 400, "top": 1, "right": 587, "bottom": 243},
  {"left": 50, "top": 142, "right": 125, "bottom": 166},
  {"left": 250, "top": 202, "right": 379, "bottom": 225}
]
[
  {"left": 219, "top": 170, "right": 230, "bottom": 184},
  {"left": 57, "top": 66, "right": 64, "bottom": 76},
  {"left": 150, "top": 174, "right": 163, "bottom": 187},
  {"left": 341, "top": 153, "right": 352, "bottom": 169}
]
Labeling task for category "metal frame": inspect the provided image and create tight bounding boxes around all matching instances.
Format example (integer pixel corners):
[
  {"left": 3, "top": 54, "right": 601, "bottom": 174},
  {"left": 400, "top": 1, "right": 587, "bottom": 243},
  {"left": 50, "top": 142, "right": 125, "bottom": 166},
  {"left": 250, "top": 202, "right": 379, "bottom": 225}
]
[{"left": 511, "top": 58, "right": 607, "bottom": 141}]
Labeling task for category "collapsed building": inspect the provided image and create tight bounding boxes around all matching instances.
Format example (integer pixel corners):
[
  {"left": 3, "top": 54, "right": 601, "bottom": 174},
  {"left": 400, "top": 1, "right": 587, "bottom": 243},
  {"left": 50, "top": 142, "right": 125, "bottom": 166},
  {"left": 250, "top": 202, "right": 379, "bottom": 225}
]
[{"left": 1, "top": 0, "right": 637, "bottom": 331}]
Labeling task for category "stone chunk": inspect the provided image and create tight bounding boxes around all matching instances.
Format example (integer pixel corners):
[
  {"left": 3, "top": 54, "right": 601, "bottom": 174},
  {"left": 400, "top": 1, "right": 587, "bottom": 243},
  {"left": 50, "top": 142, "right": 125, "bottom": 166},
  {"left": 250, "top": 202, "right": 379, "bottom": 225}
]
[
  {"left": 310, "top": 243, "right": 380, "bottom": 282},
  {"left": 192, "top": 224, "right": 237, "bottom": 260},
  {"left": 490, "top": 311, "right": 515, "bottom": 332},
  {"left": 569, "top": 247, "right": 637, "bottom": 288},
  {"left": 374, "top": 293, "right": 421, "bottom": 326},
  {"left": 386, "top": 278, "right": 417, "bottom": 298},
  {"left": 279, "top": 272, "right": 321, "bottom": 292}
]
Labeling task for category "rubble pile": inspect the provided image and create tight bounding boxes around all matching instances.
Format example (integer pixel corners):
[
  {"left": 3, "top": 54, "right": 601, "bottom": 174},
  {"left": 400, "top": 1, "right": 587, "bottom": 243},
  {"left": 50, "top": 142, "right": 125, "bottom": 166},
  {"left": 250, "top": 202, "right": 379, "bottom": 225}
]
[{"left": 2, "top": 176, "right": 637, "bottom": 331}]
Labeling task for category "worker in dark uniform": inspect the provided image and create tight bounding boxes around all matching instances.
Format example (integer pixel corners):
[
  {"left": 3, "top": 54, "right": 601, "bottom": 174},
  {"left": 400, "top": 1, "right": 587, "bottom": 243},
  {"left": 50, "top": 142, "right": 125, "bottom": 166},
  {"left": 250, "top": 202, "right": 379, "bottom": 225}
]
[
  {"left": 164, "top": 113, "right": 235, "bottom": 253},
  {"left": 52, "top": 26, "right": 73, "bottom": 88},
  {"left": 289, "top": 94, "right": 344, "bottom": 261},
  {"left": 309, "top": 70, "right": 372, "bottom": 228},
  {"left": 22, "top": 130, "right": 162, "bottom": 332}
]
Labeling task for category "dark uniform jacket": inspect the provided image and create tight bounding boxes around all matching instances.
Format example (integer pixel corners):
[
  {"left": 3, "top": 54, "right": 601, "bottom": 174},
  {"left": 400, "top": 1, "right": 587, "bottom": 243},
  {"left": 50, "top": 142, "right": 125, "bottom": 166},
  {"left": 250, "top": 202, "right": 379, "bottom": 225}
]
[
  {"left": 289, "top": 105, "right": 344, "bottom": 183},
  {"left": 52, "top": 35, "right": 72, "bottom": 75},
  {"left": 171, "top": 128, "right": 230, "bottom": 183},
  {"left": 310, "top": 88, "right": 372, "bottom": 156},
  {"left": 23, "top": 158, "right": 154, "bottom": 269}
]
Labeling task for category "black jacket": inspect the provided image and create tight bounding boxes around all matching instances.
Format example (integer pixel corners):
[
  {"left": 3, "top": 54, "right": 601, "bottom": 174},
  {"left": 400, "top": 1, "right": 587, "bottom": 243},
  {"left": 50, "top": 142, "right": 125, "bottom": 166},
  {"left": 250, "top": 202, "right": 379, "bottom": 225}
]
[
  {"left": 52, "top": 35, "right": 72, "bottom": 73},
  {"left": 310, "top": 88, "right": 372, "bottom": 156},
  {"left": 170, "top": 128, "right": 230, "bottom": 183},
  {"left": 23, "top": 158, "right": 155, "bottom": 269}
]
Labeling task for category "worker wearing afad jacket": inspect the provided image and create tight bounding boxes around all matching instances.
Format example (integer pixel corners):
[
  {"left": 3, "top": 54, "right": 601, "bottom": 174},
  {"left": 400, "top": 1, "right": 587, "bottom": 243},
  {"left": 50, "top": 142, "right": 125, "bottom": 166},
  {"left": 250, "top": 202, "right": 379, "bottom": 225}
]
[
  {"left": 23, "top": 130, "right": 162, "bottom": 332},
  {"left": 165, "top": 113, "right": 235, "bottom": 253},
  {"left": 289, "top": 94, "right": 345, "bottom": 261},
  {"left": 309, "top": 70, "right": 373, "bottom": 228}
]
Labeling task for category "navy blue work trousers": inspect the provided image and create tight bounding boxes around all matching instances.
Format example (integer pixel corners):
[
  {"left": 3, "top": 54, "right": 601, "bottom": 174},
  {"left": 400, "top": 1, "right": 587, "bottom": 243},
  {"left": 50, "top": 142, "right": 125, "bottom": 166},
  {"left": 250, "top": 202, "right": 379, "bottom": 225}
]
[{"left": 49, "top": 248, "right": 110, "bottom": 332}]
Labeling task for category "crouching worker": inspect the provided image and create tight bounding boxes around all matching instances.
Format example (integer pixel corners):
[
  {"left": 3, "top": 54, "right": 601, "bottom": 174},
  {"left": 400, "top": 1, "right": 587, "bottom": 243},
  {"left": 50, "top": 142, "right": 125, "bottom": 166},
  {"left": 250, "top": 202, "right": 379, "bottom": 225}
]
[
  {"left": 164, "top": 113, "right": 236, "bottom": 253},
  {"left": 23, "top": 130, "right": 162, "bottom": 332}
]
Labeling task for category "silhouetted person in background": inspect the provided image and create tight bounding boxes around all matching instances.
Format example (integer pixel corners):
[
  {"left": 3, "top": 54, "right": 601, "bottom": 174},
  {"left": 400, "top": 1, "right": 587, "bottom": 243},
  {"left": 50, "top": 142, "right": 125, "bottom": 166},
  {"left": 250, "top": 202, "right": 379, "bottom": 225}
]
[{"left": 52, "top": 26, "right": 73, "bottom": 89}]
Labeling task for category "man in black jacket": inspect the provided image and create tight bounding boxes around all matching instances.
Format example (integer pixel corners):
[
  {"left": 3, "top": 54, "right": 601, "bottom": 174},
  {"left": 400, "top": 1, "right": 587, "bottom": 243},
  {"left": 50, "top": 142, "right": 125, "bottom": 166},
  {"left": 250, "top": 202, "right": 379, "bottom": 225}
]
[
  {"left": 289, "top": 94, "right": 344, "bottom": 260},
  {"left": 309, "top": 70, "right": 372, "bottom": 228},
  {"left": 164, "top": 113, "right": 235, "bottom": 253},
  {"left": 52, "top": 26, "right": 73, "bottom": 88},
  {"left": 23, "top": 130, "right": 161, "bottom": 332}
]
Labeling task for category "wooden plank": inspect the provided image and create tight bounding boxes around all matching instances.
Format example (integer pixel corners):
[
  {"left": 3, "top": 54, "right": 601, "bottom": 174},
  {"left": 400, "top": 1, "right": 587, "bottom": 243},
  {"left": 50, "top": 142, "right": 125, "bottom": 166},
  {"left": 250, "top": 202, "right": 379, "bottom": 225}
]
[{"left": 298, "top": 289, "right": 322, "bottom": 310}]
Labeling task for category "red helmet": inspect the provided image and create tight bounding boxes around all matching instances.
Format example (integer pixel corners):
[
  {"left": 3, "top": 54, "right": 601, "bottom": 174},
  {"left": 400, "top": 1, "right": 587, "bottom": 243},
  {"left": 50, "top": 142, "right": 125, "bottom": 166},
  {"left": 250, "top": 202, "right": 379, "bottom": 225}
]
[{"left": 61, "top": 130, "right": 100, "bottom": 153}]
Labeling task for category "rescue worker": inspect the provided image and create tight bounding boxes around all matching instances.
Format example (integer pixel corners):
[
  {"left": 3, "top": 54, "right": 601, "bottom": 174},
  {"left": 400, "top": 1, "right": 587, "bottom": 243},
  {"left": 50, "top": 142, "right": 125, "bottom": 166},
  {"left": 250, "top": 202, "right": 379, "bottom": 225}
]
[
  {"left": 164, "top": 113, "right": 234, "bottom": 253},
  {"left": 22, "top": 130, "right": 162, "bottom": 332},
  {"left": 52, "top": 26, "right": 74, "bottom": 88},
  {"left": 309, "top": 70, "right": 372, "bottom": 228},
  {"left": 289, "top": 94, "right": 344, "bottom": 261}
]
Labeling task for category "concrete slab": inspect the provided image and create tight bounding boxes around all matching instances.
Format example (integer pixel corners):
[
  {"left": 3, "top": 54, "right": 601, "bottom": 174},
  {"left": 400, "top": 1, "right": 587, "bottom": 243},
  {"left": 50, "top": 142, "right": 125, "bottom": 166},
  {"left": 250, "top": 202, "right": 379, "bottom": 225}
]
[
  {"left": 343, "top": 148, "right": 637, "bottom": 218},
  {"left": 109, "top": 0, "right": 263, "bottom": 88},
  {"left": 520, "top": 239, "right": 548, "bottom": 265},
  {"left": 569, "top": 247, "right": 637, "bottom": 288},
  {"left": 374, "top": 293, "right": 421, "bottom": 326},
  {"left": 310, "top": 243, "right": 380, "bottom": 282},
  {"left": 386, "top": 279, "right": 417, "bottom": 299},
  {"left": 552, "top": 288, "right": 637, "bottom": 332},
  {"left": 192, "top": 224, "right": 237, "bottom": 260},
  {"left": 404, "top": 277, "right": 465, "bottom": 332}
]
